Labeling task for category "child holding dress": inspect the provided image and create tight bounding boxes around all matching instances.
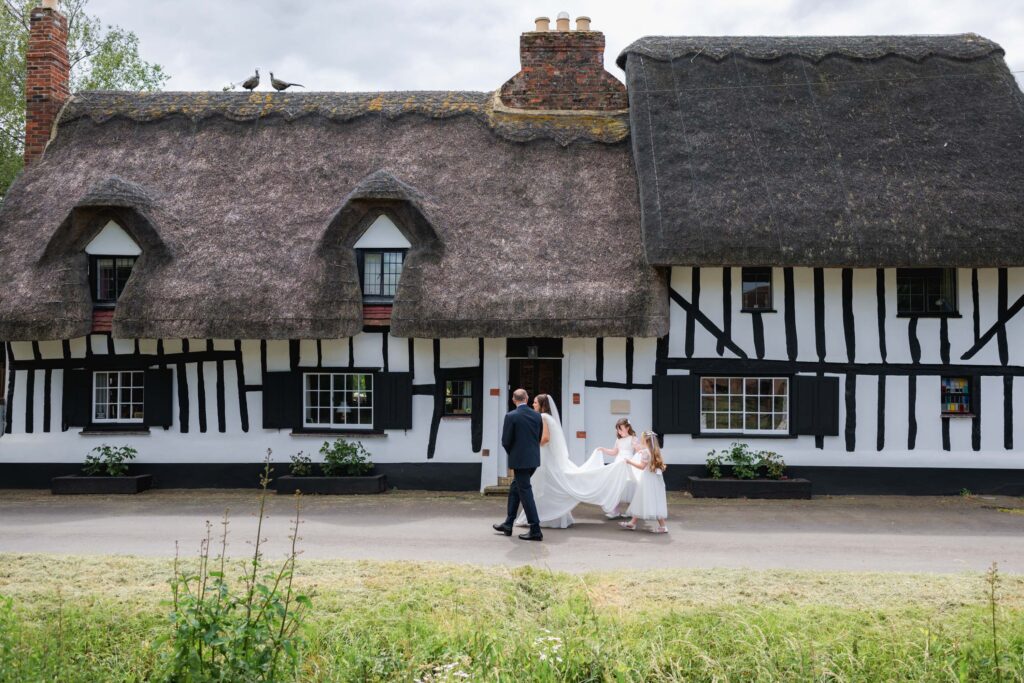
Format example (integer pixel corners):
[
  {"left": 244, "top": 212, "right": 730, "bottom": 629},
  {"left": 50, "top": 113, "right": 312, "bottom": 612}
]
[{"left": 619, "top": 431, "right": 668, "bottom": 533}]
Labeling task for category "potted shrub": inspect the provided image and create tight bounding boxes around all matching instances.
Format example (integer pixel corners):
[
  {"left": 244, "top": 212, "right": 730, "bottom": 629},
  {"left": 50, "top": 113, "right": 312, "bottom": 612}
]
[
  {"left": 688, "top": 443, "right": 811, "bottom": 499},
  {"left": 275, "top": 439, "right": 387, "bottom": 495},
  {"left": 51, "top": 445, "right": 153, "bottom": 494}
]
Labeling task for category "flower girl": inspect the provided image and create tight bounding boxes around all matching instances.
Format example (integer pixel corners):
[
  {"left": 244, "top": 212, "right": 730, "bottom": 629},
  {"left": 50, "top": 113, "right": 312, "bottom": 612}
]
[
  {"left": 584, "top": 418, "right": 641, "bottom": 518},
  {"left": 619, "top": 431, "right": 668, "bottom": 533}
]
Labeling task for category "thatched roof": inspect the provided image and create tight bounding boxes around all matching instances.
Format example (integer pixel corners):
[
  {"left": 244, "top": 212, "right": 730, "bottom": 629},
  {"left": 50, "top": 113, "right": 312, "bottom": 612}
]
[
  {"left": 618, "top": 34, "right": 1024, "bottom": 267},
  {"left": 0, "top": 91, "right": 664, "bottom": 341}
]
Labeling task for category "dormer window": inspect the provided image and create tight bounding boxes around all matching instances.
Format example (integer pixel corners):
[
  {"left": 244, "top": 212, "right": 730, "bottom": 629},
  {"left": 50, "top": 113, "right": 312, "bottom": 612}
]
[
  {"left": 84, "top": 220, "right": 141, "bottom": 307},
  {"left": 353, "top": 214, "right": 411, "bottom": 303},
  {"left": 359, "top": 250, "right": 405, "bottom": 301},
  {"left": 92, "top": 256, "right": 136, "bottom": 304}
]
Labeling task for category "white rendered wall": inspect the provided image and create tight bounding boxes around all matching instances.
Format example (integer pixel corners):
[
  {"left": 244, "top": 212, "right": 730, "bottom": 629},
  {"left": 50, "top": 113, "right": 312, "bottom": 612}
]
[{"left": 654, "top": 266, "right": 1024, "bottom": 469}]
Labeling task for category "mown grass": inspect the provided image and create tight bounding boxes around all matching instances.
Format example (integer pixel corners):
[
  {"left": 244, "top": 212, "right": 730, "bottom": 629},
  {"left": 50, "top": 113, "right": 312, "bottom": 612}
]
[{"left": 1, "top": 554, "right": 1023, "bottom": 681}]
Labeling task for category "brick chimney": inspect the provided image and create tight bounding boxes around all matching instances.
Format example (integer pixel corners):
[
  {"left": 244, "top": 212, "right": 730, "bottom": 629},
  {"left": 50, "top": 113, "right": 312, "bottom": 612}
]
[
  {"left": 499, "top": 12, "right": 627, "bottom": 111},
  {"left": 24, "top": 0, "right": 70, "bottom": 165}
]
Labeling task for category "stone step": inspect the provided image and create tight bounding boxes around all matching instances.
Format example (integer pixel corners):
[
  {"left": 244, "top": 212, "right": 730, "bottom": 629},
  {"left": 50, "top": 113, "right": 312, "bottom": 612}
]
[{"left": 483, "top": 485, "right": 510, "bottom": 496}]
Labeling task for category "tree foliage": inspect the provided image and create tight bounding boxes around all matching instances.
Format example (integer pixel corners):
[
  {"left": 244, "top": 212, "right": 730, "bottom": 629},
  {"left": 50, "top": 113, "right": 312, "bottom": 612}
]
[{"left": 0, "top": 0, "right": 167, "bottom": 197}]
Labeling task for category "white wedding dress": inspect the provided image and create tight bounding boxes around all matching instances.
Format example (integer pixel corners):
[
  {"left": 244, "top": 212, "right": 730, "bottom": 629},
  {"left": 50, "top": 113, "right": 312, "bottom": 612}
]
[{"left": 516, "top": 400, "right": 632, "bottom": 528}]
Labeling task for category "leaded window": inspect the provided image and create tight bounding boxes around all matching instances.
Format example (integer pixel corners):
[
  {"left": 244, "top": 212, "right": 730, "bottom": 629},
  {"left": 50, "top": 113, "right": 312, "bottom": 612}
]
[
  {"left": 360, "top": 250, "right": 405, "bottom": 300},
  {"left": 92, "top": 256, "right": 137, "bottom": 304},
  {"left": 444, "top": 379, "right": 473, "bottom": 415},
  {"left": 303, "top": 372, "right": 373, "bottom": 429},
  {"left": 93, "top": 370, "right": 144, "bottom": 423},
  {"left": 896, "top": 268, "right": 957, "bottom": 315},
  {"left": 741, "top": 267, "right": 773, "bottom": 310},
  {"left": 699, "top": 376, "right": 789, "bottom": 434}
]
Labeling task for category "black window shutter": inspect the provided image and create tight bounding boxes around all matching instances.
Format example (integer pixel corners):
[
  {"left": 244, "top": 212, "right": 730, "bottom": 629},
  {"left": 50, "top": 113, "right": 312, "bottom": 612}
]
[
  {"left": 374, "top": 372, "right": 413, "bottom": 430},
  {"left": 816, "top": 376, "right": 840, "bottom": 436},
  {"left": 62, "top": 369, "right": 91, "bottom": 429},
  {"left": 144, "top": 369, "right": 174, "bottom": 428},
  {"left": 263, "top": 371, "right": 301, "bottom": 429},
  {"left": 792, "top": 375, "right": 840, "bottom": 436},
  {"left": 792, "top": 375, "right": 817, "bottom": 435},
  {"left": 652, "top": 374, "right": 698, "bottom": 434}
]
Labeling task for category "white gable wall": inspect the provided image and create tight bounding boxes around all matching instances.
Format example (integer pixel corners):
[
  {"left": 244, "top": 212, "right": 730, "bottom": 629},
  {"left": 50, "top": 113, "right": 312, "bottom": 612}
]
[{"left": 83, "top": 221, "right": 142, "bottom": 256}]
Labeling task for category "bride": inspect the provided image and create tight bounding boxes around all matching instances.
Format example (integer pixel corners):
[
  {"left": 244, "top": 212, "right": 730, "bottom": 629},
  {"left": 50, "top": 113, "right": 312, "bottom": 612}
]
[{"left": 516, "top": 394, "right": 632, "bottom": 528}]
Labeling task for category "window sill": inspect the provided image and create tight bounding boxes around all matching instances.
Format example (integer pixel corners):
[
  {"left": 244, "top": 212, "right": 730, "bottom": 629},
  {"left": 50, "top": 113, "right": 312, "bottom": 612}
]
[
  {"left": 692, "top": 432, "right": 796, "bottom": 439},
  {"left": 80, "top": 425, "right": 150, "bottom": 435},
  {"left": 740, "top": 308, "right": 777, "bottom": 314},
  {"left": 442, "top": 414, "right": 473, "bottom": 420},
  {"left": 941, "top": 413, "right": 976, "bottom": 419},
  {"left": 290, "top": 429, "right": 386, "bottom": 437},
  {"left": 896, "top": 313, "right": 962, "bottom": 319}
]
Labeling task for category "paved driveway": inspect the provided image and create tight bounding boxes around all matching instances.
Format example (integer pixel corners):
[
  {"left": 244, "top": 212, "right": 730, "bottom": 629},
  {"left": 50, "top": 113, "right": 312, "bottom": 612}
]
[{"left": 0, "top": 490, "right": 1022, "bottom": 573}]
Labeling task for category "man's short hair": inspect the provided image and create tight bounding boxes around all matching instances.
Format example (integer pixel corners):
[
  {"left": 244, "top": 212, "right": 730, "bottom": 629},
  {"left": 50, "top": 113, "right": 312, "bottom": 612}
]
[{"left": 512, "top": 388, "right": 529, "bottom": 404}]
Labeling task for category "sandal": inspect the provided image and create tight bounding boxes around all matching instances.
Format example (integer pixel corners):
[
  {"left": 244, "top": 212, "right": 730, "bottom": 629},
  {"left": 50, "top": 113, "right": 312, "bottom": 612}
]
[
  {"left": 652, "top": 526, "right": 668, "bottom": 534},
  {"left": 618, "top": 521, "right": 637, "bottom": 530}
]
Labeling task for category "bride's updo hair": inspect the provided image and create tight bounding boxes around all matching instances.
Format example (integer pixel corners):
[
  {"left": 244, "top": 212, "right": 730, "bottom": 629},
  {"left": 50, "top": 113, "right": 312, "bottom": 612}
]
[
  {"left": 534, "top": 393, "right": 552, "bottom": 415},
  {"left": 614, "top": 418, "right": 636, "bottom": 437}
]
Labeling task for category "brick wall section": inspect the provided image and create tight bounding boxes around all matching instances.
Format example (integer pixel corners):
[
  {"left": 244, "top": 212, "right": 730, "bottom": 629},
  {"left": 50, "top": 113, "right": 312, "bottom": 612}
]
[
  {"left": 499, "top": 31, "right": 627, "bottom": 111},
  {"left": 24, "top": 6, "right": 70, "bottom": 165}
]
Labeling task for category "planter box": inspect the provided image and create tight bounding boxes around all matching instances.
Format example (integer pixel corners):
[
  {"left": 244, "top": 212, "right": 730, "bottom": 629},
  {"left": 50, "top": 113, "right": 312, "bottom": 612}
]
[
  {"left": 688, "top": 476, "right": 812, "bottom": 499},
  {"left": 51, "top": 474, "right": 153, "bottom": 495},
  {"left": 275, "top": 474, "right": 388, "bottom": 495}
]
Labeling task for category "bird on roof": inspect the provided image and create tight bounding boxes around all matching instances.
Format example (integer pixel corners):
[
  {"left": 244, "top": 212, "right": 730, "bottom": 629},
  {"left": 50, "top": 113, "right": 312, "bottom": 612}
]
[
  {"left": 241, "top": 69, "right": 260, "bottom": 92},
  {"left": 270, "top": 72, "right": 304, "bottom": 91}
]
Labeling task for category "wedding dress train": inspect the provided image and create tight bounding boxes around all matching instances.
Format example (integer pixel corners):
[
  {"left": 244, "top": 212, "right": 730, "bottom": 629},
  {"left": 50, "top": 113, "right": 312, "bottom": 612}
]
[{"left": 516, "top": 401, "right": 632, "bottom": 528}]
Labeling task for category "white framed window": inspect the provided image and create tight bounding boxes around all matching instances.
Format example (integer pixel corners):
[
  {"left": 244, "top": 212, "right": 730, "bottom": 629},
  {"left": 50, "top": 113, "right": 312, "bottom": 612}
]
[
  {"left": 93, "top": 371, "right": 145, "bottom": 423},
  {"left": 303, "top": 372, "right": 373, "bottom": 429},
  {"left": 699, "top": 376, "right": 789, "bottom": 434}
]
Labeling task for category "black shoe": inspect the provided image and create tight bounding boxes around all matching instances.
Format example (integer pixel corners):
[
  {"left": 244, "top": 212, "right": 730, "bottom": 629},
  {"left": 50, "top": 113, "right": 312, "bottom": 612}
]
[
  {"left": 493, "top": 523, "right": 513, "bottom": 536},
  {"left": 518, "top": 531, "right": 543, "bottom": 542}
]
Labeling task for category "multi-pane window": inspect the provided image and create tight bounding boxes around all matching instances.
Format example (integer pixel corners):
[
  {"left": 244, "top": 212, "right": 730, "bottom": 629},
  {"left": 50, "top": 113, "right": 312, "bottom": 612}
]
[
  {"left": 444, "top": 380, "right": 473, "bottom": 416},
  {"left": 303, "top": 373, "right": 373, "bottom": 428},
  {"left": 741, "top": 267, "right": 773, "bottom": 310},
  {"left": 93, "top": 256, "right": 136, "bottom": 304},
  {"left": 361, "top": 250, "right": 405, "bottom": 299},
  {"left": 941, "top": 376, "right": 973, "bottom": 416},
  {"left": 700, "top": 376, "right": 789, "bottom": 434},
  {"left": 93, "top": 371, "right": 144, "bottom": 423},
  {"left": 896, "top": 268, "right": 957, "bottom": 315}
]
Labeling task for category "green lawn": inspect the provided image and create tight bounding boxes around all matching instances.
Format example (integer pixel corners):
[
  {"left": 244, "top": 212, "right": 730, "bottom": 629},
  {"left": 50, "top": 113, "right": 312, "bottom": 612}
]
[{"left": 1, "top": 553, "right": 1023, "bottom": 682}]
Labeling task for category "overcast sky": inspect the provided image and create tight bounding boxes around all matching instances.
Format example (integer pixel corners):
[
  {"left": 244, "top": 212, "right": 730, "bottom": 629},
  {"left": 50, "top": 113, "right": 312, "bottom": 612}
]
[{"left": 87, "top": 0, "right": 1024, "bottom": 91}]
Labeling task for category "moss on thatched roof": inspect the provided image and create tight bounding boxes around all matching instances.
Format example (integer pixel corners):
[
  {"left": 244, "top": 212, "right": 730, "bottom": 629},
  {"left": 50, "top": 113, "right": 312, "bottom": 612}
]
[
  {"left": 619, "top": 34, "right": 1024, "bottom": 267},
  {"left": 0, "top": 91, "right": 662, "bottom": 341}
]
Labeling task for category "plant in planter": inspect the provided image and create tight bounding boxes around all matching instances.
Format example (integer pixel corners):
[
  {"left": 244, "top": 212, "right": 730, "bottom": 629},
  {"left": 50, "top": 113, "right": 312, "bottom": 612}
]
[
  {"left": 319, "top": 438, "right": 372, "bottom": 477},
  {"left": 276, "top": 439, "right": 385, "bottom": 495},
  {"left": 83, "top": 444, "right": 138, "bottom": 477},
  {"left": 288, "top": 451, "right": 312, "bottom": 477},
  {"left": 704, "top": 443, "right": 786, "bottom": 480},
  {"left": 52, "top": 444, "right": 152, "bottom": 494},
  {"left": 691, "top": 442, "right": 810, "bottom": 499}
]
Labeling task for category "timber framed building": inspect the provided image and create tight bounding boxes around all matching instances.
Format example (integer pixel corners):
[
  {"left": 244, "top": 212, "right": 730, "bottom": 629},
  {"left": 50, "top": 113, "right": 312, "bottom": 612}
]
[{"left": 0, "top": 7, "right": 1022, "bottom": 494}]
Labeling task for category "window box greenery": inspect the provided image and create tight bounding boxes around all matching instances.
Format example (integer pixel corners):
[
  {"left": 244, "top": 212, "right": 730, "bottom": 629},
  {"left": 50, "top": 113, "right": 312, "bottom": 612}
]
[
  {"left": 275, "top": 440, "right": 387, "bottom": 495},
  {"left": 688, "top": 443, "right": 811, "bottom": 499},
  {"left": 51, "top": 445, "right": 152, "bottom": 495}
]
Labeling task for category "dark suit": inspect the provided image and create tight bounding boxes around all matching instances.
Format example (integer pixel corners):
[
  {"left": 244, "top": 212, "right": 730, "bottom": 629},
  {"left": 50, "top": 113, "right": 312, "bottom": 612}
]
[{"left": 502, "top": 403, "right": 542, "bottom": 531}]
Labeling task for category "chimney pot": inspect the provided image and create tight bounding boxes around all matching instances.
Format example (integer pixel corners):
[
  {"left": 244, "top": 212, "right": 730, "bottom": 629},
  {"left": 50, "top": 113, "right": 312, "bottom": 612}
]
[
  {"left": 534, "top": 16, "right": 550, "bottom": 32},
  {"left": 39, "top": 0, "right": 58, "bottom": 9},
  {"left": 575, "top": 16, "right": 591, "bottom": 31},
  {"left": 556, "top": 11, "right": 570, "bottom": 31}
]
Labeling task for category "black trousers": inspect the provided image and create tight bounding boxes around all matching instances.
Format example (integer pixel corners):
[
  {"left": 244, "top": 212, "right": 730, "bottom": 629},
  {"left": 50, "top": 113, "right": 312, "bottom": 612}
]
[{"left": 504, "top": 467, "right": 540, "bottom": 531}]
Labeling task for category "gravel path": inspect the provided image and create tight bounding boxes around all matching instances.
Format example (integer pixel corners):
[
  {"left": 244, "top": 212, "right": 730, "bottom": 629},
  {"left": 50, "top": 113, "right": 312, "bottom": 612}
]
[{"left": 1, "top": 490, "right": 1022, "bottom": 573}]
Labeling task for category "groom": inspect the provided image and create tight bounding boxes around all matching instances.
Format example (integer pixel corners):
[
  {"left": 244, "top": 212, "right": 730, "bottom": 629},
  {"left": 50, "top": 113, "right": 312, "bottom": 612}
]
[{"left": 493, "top": 388, "right": 543, "bottom": 541}]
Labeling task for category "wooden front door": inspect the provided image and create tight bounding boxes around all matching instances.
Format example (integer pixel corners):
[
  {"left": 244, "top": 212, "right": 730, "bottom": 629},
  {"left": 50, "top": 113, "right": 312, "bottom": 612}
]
[{"left": 507, "top": 358, "right": 562, "bottom": 417}]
